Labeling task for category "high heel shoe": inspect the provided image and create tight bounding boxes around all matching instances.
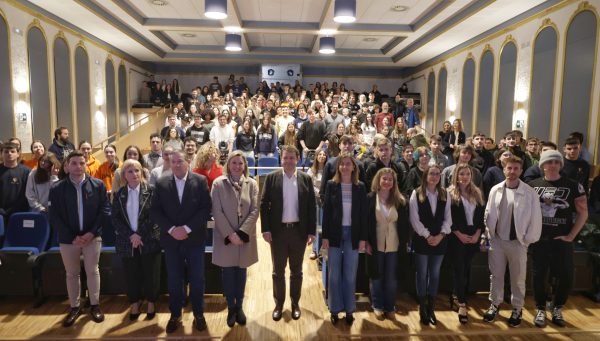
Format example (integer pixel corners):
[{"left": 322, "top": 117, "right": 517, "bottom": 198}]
[
  {"left": 449, "top": 294, "right": 459, "bottom": 312},
  {"left": 330, "top": 313, "right": 339, "bottom": 325},
  {"left": 146, "top": 302, "right": 156, "bottom": 320},
  {"left": 458, "top": 303, "right": 468, "bottom": 324},
  {"left": 129, "top": 301, "right": 141, "bottom": 321}
]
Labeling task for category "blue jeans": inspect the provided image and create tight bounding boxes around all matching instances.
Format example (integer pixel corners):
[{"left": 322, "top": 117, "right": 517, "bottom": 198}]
[
  {"left": 414, "top": 253, "right": 444, "bottom": 298},
  {"left": 222, "top": 266, "right": 247, "bottom": 310},
  {"left": 327, "top": 226, "right": 359, "bottom": 314},
  {"left": 164, "top": 242, "right": 205, "bottom": 317},
  {"left": 370, "top": 251, "right": 398, "bottom": 312}
]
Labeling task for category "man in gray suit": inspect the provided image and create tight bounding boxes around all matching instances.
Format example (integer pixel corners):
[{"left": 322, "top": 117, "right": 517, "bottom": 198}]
[{"left": 260, "top": 145, "right": 316, "bottom": 321}]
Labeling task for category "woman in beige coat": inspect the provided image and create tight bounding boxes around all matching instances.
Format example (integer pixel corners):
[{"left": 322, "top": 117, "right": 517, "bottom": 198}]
[{"left": 211, "top": 150, "right": 259, "bottom": 328}]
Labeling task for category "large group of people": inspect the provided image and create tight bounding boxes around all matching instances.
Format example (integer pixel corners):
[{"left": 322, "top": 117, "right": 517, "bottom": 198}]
[{"left": 0, "top": 74, "right": 598, "bottom": 334}]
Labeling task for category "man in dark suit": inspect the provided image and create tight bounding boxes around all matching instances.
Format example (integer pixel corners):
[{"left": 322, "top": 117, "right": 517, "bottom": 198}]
[
  {"left": 150, "top": 150, "right": 212, "bottom": 333},
  {"left": 260, "top": 145, "right": 316, "bottom": 321}
]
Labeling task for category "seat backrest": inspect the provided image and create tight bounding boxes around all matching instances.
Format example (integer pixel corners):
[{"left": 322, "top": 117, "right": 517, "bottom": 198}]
[
  {"left": 246, "top": 156, "right": 256, "bottom": 177},
  {"left": 102, "top": 219, "right": 116, "bottom": 247},
  {"left": 0, "top": 215, "right": 4, "bottom": 238},
  {"left": 5, "top": 212, "right": 50, "bottom": 252},
  {"left": 257, "top": 156, "right": 279, "bottom": 175}
]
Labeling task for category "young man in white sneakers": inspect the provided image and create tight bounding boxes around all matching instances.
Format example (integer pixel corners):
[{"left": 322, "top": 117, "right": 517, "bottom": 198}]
[
  {"left": 483, "top": 156, "right": 542, "bottom": 327},
  {"left": 528, "top": 150, "right": 588, "bottom": 327}
]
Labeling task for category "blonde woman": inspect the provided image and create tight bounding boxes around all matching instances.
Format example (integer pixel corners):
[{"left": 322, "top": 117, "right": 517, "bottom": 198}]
[
  {"left": 447, "top": 163, "right": 485, "bottom": 324},
  {"left": 366, "top": 168, "right": 409, "bottom": 320},
  {"left": 193, "top": 142, "right": 223, "bottom": 191},
  {"left": 211, "top": 151, "right": 259, "bottom": 328},
  {"left": 111, "top": 159, "right": 161, "bottom": 321}
]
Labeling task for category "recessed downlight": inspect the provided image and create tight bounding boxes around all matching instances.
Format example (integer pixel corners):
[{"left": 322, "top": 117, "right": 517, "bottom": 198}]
[
  {"left": 363, "top": 37, "right": 377, "bottom": 42},
  {"left": 391, "top": 5, "right": 409, "bottom": 12},
  {"left": 181, "top": 33, "right": 196, "bottom": 38},
  {"left": 150, "top": 0, "right": 168, "bottom": 6}
]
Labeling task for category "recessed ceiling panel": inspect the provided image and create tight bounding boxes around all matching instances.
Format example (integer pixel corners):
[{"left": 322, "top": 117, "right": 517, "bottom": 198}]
[
  {"left": 127, "top": 0, "right": 205, "bottom": 20},
  {"left": 356, "top": 0, "right": 438, "bottom": 25},
  {"left": 164, "top": 30, "right": 224, "bottom": 45},
  {"left": 246, "top": 33, "right": 314, "bottom": 48},
  {"left": 238, "top": 0, "right": 327, "bottom": 22},
  {"left": 337, "top": 35, "right": 394, "bottom": 49}
]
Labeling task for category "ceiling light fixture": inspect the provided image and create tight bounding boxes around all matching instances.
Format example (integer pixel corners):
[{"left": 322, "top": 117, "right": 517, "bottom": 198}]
[
  {"left": 319, "top": 37, "right": 335, "bottom": 54},
  {"left": 150, "top": 0, "right": 168, "bottom": 6},
  {"left": 205, "top": 0, "right": 227, "bottom": 20},
  {"left": 225, "top": 33, "right": 242, "bottom": 51},
  {"left": 182, "top": 33, "right": 196, "bottom": 38},
  {"left": 334, "top": 0, "right": 356, "bottom": 23},
  {"left": 363, "top": 37, "right": 377, "bottom": 42}
]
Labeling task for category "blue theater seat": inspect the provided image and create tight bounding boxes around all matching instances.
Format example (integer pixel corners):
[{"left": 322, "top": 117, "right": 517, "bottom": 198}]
[{"left": 0, "top": 212, "right": 50, "bottom": 298}]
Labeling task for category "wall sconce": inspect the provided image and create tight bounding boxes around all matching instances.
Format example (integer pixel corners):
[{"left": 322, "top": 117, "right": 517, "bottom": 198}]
[
  {"left": 447, "top": 96, "right": 457, "bottom": 113},
  {"left": 95, "top": 110, "right": 105, "bottom": 121},
  {"left": 95, "top": 88, "right": 104, "bottom": 106},
  {"left": 515, "top": 86, "right": 529, "bottom": 102},
  {"left": 14, "top": 77, "right": 29, "bottom": 94},
  {"left": 448, "top": 115, "right": 456, "bottom": 124}
]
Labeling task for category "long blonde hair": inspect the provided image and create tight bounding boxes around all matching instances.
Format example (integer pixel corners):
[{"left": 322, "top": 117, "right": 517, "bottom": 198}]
[
  {"left": 194, "top": 142, "right": 221, "bottom": 170},
  {"left": 416, "top": 164, "right": 446, "bottom": 203},
  {"left": 448, "top": 163, "right": 484, "bottom": 205},
  {"left": 371, "top": 168, "right": 406, "bottom": 206}
]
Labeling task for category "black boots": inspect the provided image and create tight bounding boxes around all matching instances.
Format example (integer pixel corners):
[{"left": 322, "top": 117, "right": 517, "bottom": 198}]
[
  {"left": 418, "top": 296, "right": 438, "bottom": 326},
  {"left": 418, "top": 297, "right": 429, "bottom": 325},
  {"left": 427, "top": 296, "right": 437, "bottom": 325}
]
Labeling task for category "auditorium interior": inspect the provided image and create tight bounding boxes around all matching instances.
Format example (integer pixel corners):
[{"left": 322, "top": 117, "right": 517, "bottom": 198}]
[{"left": 1, "top": 0, "right": 600, "bottom": 340}]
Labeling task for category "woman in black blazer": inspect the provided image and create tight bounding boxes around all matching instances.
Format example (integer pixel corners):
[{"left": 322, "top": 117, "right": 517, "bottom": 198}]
[
  {"left": 447, "top": 163, "right": 485, "bottom": 324},
  {"left": 112, "top": 159, "right": 161, "bottom": 321},
  {"left": 447, "top": 119, "right": 466, "bottom": 154},
  {"left": 322, "top": 152, "right": 368, "bottom": 325},
  {"left": 365, "top": 168, "right": 409, "bottom": 320}
]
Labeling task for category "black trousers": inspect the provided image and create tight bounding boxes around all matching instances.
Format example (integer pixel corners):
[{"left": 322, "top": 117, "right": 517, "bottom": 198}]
[
  {"left": 270, "top": 228, "right": 306, "bottom": 308},
  {"left": 447, "top": 234, "right": 479, "bottom": 303},
  {"left": 122, "top": 249, "right": 161, "bottom": 303},
  {"left": 531, "top": 239, "right": 574, "bottom": 309}
]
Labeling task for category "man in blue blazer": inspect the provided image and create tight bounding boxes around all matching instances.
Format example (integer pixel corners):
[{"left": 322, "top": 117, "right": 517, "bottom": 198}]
[{"left": 150, "top": 150, "right": 212, "bottom": 333}]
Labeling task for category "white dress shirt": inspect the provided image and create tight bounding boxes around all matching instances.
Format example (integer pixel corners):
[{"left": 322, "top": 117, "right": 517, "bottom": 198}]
[
  {"left": 409, "top": 189, "right": 452, "bottom": 238},
  {"left": 282, "top": 171, "right": 300, "bottom": 223},
  {"left": 126, "top": 184, "right": 140, "bottom": 232},
  {"left": 169, "top": 173, "right": 192, "bottom": 234},
  {"left": 460, "top": 195, "right": 476, "bottom": 226}
]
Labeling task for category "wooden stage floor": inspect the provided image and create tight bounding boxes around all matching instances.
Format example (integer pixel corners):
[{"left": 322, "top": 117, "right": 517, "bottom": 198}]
[{"left": 1, "top": 238, "right": 600, "bottom": 340}]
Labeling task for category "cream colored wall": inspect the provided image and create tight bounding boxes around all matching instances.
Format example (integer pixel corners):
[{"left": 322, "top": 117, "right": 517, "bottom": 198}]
[
  {"left": 403, "top": 0, "right": 600, "bottom": 162},
  {"left": 93, "top": 108, "right": 167, "bottom": 163},
  {"left": 0, "top": 0, "right": 148, "bottom": 147}
]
